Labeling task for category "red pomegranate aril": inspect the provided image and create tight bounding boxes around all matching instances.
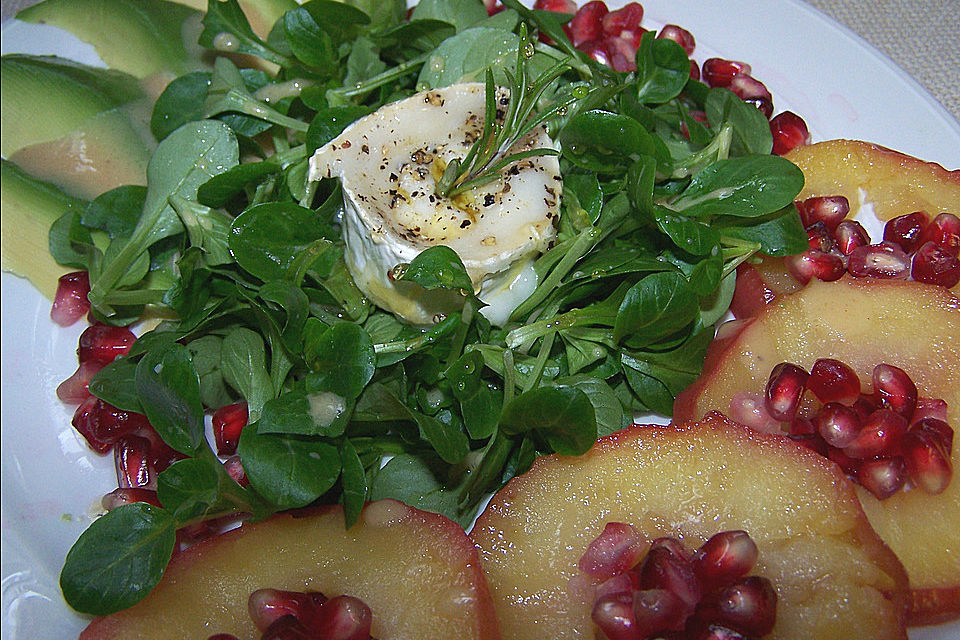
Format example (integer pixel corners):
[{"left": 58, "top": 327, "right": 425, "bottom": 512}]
[
  {"left": 51, "top": 271, "right": 91, "bottom": 327},
  {"left": 853, "top": 394, "right": 879, "bottom": 421},
  {"left": 701, "top": 58, "right": 751, "bottom": 88},
  {"left": 911, "top": 240, "right": 960, "bottom": 287},
  {"left": 134, "top": 423, "right": 186, "bottom": 472},
  {"left": 304, "top": 595, "right": 373, "bottom": 640},
  {"left": 911, "top": 397, "right": 949, "bottom": 425},
  {"left": 872, "top": 363, "right": 918, "bottom": 418},
  {"left": 102, "top": 487, "right": 160, "bottom": 510},
  {"left": 827, "top": 444, "right": 860, "bottom": 476},
  {"left": 791, "top": 432, "right": 830, "bottom": 457},
  {"left": 115, "top": 434, "right": 155, "bottom": 489},
  {"left": 249, "top": 589, "right": 328, "bottom": 632},
  {"left": 912, "top": 417, "right": 954, "bottom": 454},
  {"left": 711, "top": 576, "right": 778, "bottom": 637},
  {"left": 804, "top": 222, "right": 835, "bottom": 252},
  {"left": 764, "top": 362, "right": 809, "bottom": 422},
  {"left": 786, "top": 249, "right": 846, "bottom": 285},
  {"left": 807, "top": 358, "right": 861, "bottom": 405},
  {"left": 592, "top": 592, "right": 640, "bottom": 640},
  {"left": 601, "top": 3, "right": 644, "bottom": 38},
  {"left": 797, "top": 195, "right": 850, "bottom": 231},
  {"left": 689, "top": 59, "right": 701, "bottom": 81},
  {"left": 632, "top": 588, "right": 687, "bottom": 635},
  {"left": 847, "top": 242, "right": 911, "bottom": 279},
  {"left": 605, "top": 36, "right": 638, "bottom": 72},
  {"left": 224, "top": 455, "right": 249, "bottom": 486},
  {"left": 693, "top": 530, "right": 758, "bottom": 591},
  {"left": 657, "top": 24, "right": 695, "bottom": 55},
  {"left": 728, "top": 392, "right": 782, "bottom": 434},
  {"left": 843, "top": 409, "right": 908, "bottom": 459},
  {"left": 579, "top": 521, "right": 647, "bottom": 581},
  {"left": 728, "top": 73, "right": 773, "bottom": 118},
  {"left": 579, "top": 38, "right": 612, "bottom": 67},
  {"left": 570, "top": 0, "right": 607, "bottom": 45},
  {"left": 919, "top": 212, "right": 960, "bottom": 256},
  {"left": 213, "top": 401, "right": 249, "bottom": 456},
  {"left": 697, "top": 625, "right": 748, "bottom": 640},
  {"left": 648, "top": 535, "right": 693, "bottom": 562},
  {"left": 857, "top": 457, "right": 906, "bottom": 500},
  {"left": 833, "top": 220, "right": 871, "bottom": 255},
  {"left": 902, "top": 429, "right": 953, "bottom": 494},
  {"left": 207, "top": 635, "right": 239, "bottom": 640},
  {"left": 596, "top": 571, "right": 639, "bottom": 600},
  {"left": 637, "top": 546, "right": 700, "bottom": 617},
  {"left": 261, "top": 615, "right": 312, "bottom": 640},
  {"left": 769, "top": 111, "right": 810, "bottom": 156},
  {"left": 78, "top": 324, "right": 137, "bottom": 365},
  {"left": 534, "top": 0, "right": 576, "bottom": 12},
  {"left": 814, "top": 402, "right": 862, "bottom": 448},
  {"left": 883, "top": 211, "right": 929, "bottom": 253},
  {"left": 482, "top": 0, "right": 503, "bottom": 16},
  {"left": 57, "top": 360, "right": 104, "bottom": 405}
]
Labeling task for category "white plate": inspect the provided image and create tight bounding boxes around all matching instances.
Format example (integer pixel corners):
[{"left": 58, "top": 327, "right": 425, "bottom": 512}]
[{"left": 1, "top": 2, "right": 959, "bottom": 638}]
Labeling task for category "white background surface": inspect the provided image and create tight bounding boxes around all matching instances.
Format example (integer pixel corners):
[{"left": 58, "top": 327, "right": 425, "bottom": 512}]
[{"left": 2, "top": 1, "right": 959, "bottom": 638}]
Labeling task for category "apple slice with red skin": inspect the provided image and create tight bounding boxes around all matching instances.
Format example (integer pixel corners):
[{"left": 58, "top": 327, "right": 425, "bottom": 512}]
[
  {"left": 80, "top": 500, "right": 501, "bottom": 640},
  {"left": 784, "top": 139, "right": 960, "bottom": 222},
  {"left": 471, "top": 413, "right": 908, "bottom": 640},
  {"left": 675, "top": 277, "right": 960, "bottom": 626}
]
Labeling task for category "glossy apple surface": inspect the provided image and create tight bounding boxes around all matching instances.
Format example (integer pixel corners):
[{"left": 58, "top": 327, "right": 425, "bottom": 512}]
[
  {"left": 471, "top": 413, "right": 908, "bottom": 640},
  {"left": 785, "top": 139, "right": 960, "bottom": 221},
  {"left": 81, "top": 500, "right": 501, "bottom": 640},
  {"left": 675, "top": 277, "right": 960, "bottom": 625}
]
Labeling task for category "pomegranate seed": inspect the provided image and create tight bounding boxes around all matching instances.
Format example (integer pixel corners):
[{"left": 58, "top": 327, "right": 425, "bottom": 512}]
[
  {"left": 919, "top": 212, "right": 960, "bottom": 256},
  {"left": 873, "top": 363, "right": 918, "bottom": 418},
  {"left": 637, "top": 546, "right": 700, "bottom": 618},
  {"left": 883, "top": 211, "right": 929, "bottom": 253},
  {"left": 134, "top": 424, "right": 186, "bottom": 472},
  {"left": 857, "top": 457, "right": 906, "bottom": 499},
  {"left": 249, "top": 589, "right": 327, "bottom": 632},
  {"left": 632, "top": 588, "right": 687, "bottom": 635},
  {"left": 805, "top": 222, "right": 835, "bottom": 252},
  {"left": 304, "top": 595, "right": 373, "bottom": 640},
  {"left": 814, "top": 402, "right": 862, "bottom": 448},
  {"left": 601, "top": 3, "right": 644, "bottom": 40},
  {"left": 261, "top": 615, "right": 312, "bottom": 640},
  {"left": 534, "top": 0, "right": 576, "bottom": 13},
  {"left": 833, "top": 220, "right": 871, "bottom": 255},
  {"left": 689, "top": 59, "right": 701, "bottom": 81},
  {"left": 693, "top": 531, "right": 758, "bottom": 591},
  {"left": 827, "top": 445, "right": 860, "bottom": 476},
  {"left": 207, "top": 635, "right": 239, "bottom": 640},
  {"left": 51, "top": 271, "right": 91, "bottom": 326},
  {"left": 579, "top": 522, "right": 647, "bottom": 581},
  {"left": 912, "top": 417, "right": 954, "bottom": 454},
  {"left": 902, "top": 429, "right": 953, "bottom": 494},
  {"left": 592, "top": 592, "right": 640, "bottom": 640},
  {"left": 57, "top": 360, "right": 104, "bottom": 405},
  {"left": 596, "top": 571, "right": 639, "bottom": 600},
  {"left": 482, "top": 0, "right": 503, "bottom": 16},
  {"left": 78, "top": 324, "right": 136, "bottom": 365},
  {"left": 848, "top": 242, "right": 911, "bottom": 279},
  {"left": 797, "top": 196, "right": 849, "bottom": 231},
  {"left": 769, "top": 111, "right": 810, "bottom": 156},
  {"left": 224, "top": 455, "right": 249, "bottom": 486},
  {"left": 911, "top": 398, "right": 949, "bottom": 426},
  {"left": 791, "top": 433, "right": 830, "bottom": 457},
  {"left": 114, "top": 434, "right": 155, "bottom": 489},
  {"left": 578, "top": 38, "right": 612, "bottom": 67},
  {"left": 697, "top": 626, "right": 748, "bottom": 640},
  {"left": 789, "top": 416, "right": 815, "bottom": 435},
  {"left": 785, "top": 249, "right": 845, "bottom": 284},
  {"left": 570, "top": 0, "right": 607, "bottom": 45},
  {"left": 710, "top": 576, "right": 778, "bottom": 637},
  {"left": 764, "top": 362, "right": 809, "bottom": 422},
  {"left": 213, "top": 402, "right": 249, "bottom": 456},
  {"left": 605, "top": 36, "right": 639, "bottom": 72},
  {"left": 102, "top": 487, "right": 160, "bottom": 510},
  {"left": 853, "top": 394, "right": 879, "bottom": 421},
  {"left": 728, "top": 392, "right": 782, "bottom": 433},
  {"left": 73, "top": 397, "right": 148, "bottom": 453},
  {"left": 657, "top": 24, "right": 695, "bottom": 55},
  {"left": 843, "top": 409, "right": 908, "bottom": 459},
  {"left": 807, "top": 358, "right": 861, "bottom": 405},
  {"left": 912, "top": 240, "right": 960, "bottom": 287},
  {"left": 701, "top": 58, "right": 751, "bottom": 88},
  {"left": 728, "top": 73, "right": 773, "bottom": 118},
  {"left": 648, "top": 536, "right": 693, "bottom": 562}
]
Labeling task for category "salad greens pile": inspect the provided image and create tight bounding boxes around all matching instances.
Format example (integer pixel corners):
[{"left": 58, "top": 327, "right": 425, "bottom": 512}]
[{"left": 36, "top": 0, "right": 806, "bottom": 616}]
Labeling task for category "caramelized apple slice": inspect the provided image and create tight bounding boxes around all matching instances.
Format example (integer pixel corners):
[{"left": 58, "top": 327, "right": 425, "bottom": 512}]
[
  {"left": 471, "top": 414, "right": 908, "bottom": 640},
  {"left": 785, "top": 139, "right": 960, "bottom": 221},
  {"left": 81, "top": 501, "right": 501, "bottom": 639},
  {"left": 675, "top": 277, "right": 960, "bottom": 625}
]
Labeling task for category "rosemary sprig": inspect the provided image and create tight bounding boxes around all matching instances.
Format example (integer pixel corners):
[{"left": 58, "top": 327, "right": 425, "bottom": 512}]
[{"left": 434, "top": 25, "right": 572, "bottom": 199}]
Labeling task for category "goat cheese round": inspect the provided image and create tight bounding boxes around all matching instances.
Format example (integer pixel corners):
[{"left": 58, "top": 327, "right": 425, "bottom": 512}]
[{"left": 308, "top": 83, "right": 561, "bottom": 325}]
